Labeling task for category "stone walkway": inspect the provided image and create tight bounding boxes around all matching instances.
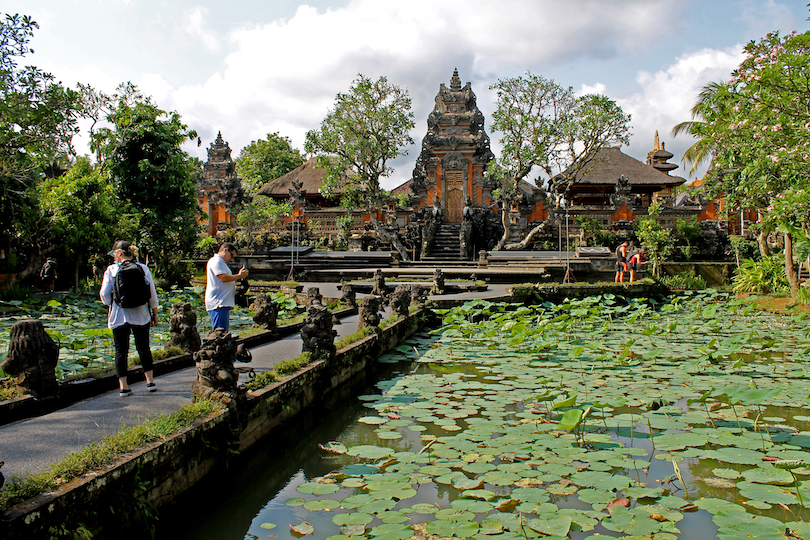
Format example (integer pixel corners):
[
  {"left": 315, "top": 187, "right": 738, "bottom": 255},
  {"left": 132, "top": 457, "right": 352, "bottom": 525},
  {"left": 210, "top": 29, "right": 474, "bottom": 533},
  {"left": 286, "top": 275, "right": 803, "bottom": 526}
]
[{"left": 0, "top": 282, "right": 512, "bottom": 480}]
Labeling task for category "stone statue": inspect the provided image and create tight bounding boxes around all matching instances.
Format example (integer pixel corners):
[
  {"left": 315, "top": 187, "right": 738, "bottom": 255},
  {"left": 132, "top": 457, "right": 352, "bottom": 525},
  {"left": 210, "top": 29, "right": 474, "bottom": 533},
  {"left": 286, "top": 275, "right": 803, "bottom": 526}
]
[
  {"left": 389, "top": 285, "right": 411, "bottom": 318},
  {"left": 409, "top": 284, "right": 427, "bottom": 308},
  {"left": 169, "top": 302, "right": 201, "bottom": 353},
  {"left": 371, "top": 268, "right": 388, "bottom": 297},
  {"left": 249, "top": 293, "right": 278, "bottom": 330},
  {"left": 300, "top": 304, "right": 337, "bottom": 361},
  {"left": 235, "top": 278, "right": 250, "bottom": 308},
  {"left": 306, "top": 287, "right": 324, "bottom": 307},
  {"left": 340, "top": 280, "right": 357, "bottom": 308},
  {"left": 358, "top": 295, "right": 383, "bottom": 332},
  {"left": 0, "top": 320, "right": 59, "bottom": 398},
  {"left": 192, "top": 329, "right": 243, "bottom": 407},
  {"left": 430, "top": 268, "right": 446, "bottom": 295}
]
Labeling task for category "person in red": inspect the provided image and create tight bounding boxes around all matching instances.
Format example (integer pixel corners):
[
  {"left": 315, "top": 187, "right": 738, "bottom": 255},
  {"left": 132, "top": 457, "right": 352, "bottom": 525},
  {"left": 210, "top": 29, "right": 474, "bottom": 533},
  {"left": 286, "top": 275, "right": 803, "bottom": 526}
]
[
  {"left": 629, "top": 248, "right": 648, "bottom": 282},
  {"left": 615, "top": 241, "right": 630, "bottom": 282}
]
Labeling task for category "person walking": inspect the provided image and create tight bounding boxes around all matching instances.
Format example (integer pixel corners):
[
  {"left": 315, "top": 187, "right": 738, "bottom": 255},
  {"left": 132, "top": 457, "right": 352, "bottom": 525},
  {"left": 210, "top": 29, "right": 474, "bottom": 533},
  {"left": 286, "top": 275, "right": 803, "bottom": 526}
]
[
  {"left": 205, "top": 243, "right": 248, "bottom": 332},
  {"left": 615, "top": 241, "right": 630, "bottom": 283},
  {"left": 99, "top": 240, "right": 159, "bottom": 396}
]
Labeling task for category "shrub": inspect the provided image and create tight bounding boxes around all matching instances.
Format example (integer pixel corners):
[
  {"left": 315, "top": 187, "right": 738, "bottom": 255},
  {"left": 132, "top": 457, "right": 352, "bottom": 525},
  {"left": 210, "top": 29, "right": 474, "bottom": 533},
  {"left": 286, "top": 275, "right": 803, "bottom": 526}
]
[
  {"left": 659, "top": 272, "right": 707, "bottom": 290},
  {"left": 244, "top": 370, "right": 278, "bottom": 391},
  {"left": 152, "top": 346, "right": 186, "bottom": 361},
  {"left": 733, "top": 256, "right": 789, "bottom": 294},
  {"left": 274, "top": 352, "right": 312, "bottom": 376},
  {"left": 335, "top": 327, "right": 373, "bottom": 350}
]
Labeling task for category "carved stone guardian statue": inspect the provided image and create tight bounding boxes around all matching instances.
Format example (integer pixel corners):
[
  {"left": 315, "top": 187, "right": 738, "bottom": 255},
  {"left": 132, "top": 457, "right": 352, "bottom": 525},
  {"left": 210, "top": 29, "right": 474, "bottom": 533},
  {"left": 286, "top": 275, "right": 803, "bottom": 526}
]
[
  {"left": 169, "top": 302, "right": 201, "bottom": 353},
  {"left": 249, "top": 293, "right": 278, "bottom": 330},
  {"left": 192, "top": 329, "right": 244, "bottom": 406},
  {"left": 0, "top": 320, "right": 59, "bottom": 398},
  {"left": 371, "top": 268, "right": 388, "bottom": 297},
  {"left": 389, "top": 285, "right": 411, "bottom": 318},
  {"left": 300, "top": 304, "right": 337, "bottom": 361},
  {"left": 306, "top": 287, "right": 324, "bottom": 307},
  {"left": 430, "top": 268, "right": 446, "bottom": 295},
  {"left": 358, "top": 295, "right": 383, "bottom": 332},
  {"left": 339, "top": 280, "right": 357, "bottom": 308}
]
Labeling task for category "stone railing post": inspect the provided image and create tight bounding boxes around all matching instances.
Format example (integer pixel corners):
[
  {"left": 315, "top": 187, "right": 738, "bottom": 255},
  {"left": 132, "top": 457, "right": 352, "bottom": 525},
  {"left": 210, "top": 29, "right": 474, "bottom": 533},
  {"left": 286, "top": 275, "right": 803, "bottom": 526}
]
[
  {"left": 0, "top": 320, "right": 59, "bottom": 399},
  {"left": 301, "top": 304, "right": 336, "bottom": 361},
  {"left": 169, "top": 302, "right": 201, "bottom": 353}
]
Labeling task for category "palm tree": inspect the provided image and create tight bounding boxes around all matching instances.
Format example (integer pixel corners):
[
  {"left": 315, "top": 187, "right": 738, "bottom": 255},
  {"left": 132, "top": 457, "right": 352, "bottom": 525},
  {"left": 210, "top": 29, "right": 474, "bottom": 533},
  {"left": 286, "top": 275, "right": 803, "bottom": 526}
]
[{"left": 671, "top": 81, "right": 733, "bottom": 176}]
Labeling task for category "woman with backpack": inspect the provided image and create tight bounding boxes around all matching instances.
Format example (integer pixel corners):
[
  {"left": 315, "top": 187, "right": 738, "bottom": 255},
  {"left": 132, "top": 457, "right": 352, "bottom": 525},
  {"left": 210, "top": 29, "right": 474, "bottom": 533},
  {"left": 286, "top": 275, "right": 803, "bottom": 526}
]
[{"left": 99, "top": 240, "right": 159, "bottom": 397}]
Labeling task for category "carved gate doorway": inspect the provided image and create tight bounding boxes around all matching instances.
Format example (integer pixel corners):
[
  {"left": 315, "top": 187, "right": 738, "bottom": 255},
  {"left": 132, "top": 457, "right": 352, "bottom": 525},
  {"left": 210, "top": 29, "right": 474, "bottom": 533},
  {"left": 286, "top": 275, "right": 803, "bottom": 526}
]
[{"left": 445, "top": 171, "right": 464, "bottom": 223}]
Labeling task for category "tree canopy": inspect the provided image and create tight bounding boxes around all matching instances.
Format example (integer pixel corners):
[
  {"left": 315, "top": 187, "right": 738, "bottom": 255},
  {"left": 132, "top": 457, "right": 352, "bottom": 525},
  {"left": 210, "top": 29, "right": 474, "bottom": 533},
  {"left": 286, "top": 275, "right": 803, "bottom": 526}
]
[
  {"left": 489, "top": 72, "right": 631, "bottom": 193},
  {"left": 235, "top": 132, "right": 304, "bottom": 195},
  {"left": 687, "top": 30, "right": 810, "bottom": 290},
  {"left": 305, "top": 74, "right": 414, "bottom": 258}
]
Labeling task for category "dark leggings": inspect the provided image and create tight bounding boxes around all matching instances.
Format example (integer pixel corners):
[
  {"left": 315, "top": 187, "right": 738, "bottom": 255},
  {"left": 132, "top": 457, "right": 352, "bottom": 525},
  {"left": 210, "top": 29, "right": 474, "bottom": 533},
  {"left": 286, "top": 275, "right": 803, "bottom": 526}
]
[{"left": 112, "top": 323, "right": 153, "bottom": 378}]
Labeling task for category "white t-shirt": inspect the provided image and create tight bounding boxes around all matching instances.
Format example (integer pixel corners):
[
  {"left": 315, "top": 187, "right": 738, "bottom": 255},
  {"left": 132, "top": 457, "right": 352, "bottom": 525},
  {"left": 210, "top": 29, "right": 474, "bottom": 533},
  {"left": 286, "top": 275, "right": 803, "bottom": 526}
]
[
  {"left": 205, "top": 254, "right": 236, "bottom": 311},
  {"left": 99, "top": 261, "right": 159, "bottom": 329}
]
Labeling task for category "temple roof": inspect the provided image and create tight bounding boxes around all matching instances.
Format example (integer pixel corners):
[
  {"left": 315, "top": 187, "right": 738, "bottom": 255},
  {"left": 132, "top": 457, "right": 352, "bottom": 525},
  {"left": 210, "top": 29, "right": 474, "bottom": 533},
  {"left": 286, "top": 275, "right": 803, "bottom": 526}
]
[
  {"left": 565, "top": 147, "right": 687, "bottom": 188},
  {"left": 257, "top": 158, "right": 328, "bottom": 198}
]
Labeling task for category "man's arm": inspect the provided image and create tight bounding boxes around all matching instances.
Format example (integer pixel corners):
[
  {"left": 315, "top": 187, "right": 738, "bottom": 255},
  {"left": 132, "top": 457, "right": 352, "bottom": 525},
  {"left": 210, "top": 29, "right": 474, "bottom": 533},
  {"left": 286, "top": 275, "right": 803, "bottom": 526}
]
[{"left": 217, "top": 266, "right": 248, "bottom": 283}]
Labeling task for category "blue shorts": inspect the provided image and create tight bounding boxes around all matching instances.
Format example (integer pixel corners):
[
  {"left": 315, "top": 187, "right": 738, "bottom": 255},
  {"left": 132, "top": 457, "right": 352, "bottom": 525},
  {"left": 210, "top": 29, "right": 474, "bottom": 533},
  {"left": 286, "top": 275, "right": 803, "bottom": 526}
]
[{"left": 208, "top": 307, "right": 232, "bottom": 331}]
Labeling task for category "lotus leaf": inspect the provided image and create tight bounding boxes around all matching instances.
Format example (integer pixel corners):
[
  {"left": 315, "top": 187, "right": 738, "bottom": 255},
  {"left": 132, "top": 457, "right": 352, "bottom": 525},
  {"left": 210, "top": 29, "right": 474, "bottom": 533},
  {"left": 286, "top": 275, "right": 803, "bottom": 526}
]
[
  {"left": 367, "top": 523, "right": 413, "bottom": 540},
  {"left": 304, "top": 499, "right": 340, "bottom": 511},
  {"left": 259, "top": 523, "right": 276, "bottom": 529},
  {"left": 286, "top": 498, "right": 306, "bottom": 506},
  {"left": 290, "top": 521, "right": 315, "bottom": 535},
  {"left": 332, "top": 513, "right": 374, "bottom": 526},
  {"left": 740, "top": 466, "right": 794, "bottom": 485},
  {"left": 297, "top": 482, "right": 340, "bottom": 495},
  {"left": 346, "top": 445, "right": 392, "bottom": 460}
]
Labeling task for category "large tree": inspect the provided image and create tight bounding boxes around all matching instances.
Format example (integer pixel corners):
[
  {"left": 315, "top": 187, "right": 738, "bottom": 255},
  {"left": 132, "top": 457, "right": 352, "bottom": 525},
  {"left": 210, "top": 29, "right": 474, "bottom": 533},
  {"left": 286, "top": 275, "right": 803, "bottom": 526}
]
[
  {"left": 488, "top": 72, "right": 631, "bottom": 250},
  {"left": 0, "top": 13, "right": 81, "bottom": 277},
  {"left": 93, "top": 95, "right": 201, "bottom": 283},
  {"left": 235, "top": 132, "right": 304, "bottom": 194},
  {"left": 689, "top": 30, "right": 810, "bottom": 292},
  {"left": 38, "top": 157, "right": 116, "bottom": 291},
  {"left": 305, "top": 74, "right": 415, "bottom": 259}
]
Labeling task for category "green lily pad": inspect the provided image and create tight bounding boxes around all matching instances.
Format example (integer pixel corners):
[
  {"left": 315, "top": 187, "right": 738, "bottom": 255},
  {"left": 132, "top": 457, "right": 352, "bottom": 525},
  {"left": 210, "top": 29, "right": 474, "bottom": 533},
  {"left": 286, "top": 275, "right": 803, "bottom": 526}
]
[
  {"left": 367, "top": 523, "right": 413, "bottom": 540},
  {"left": 297, "top": 482, "right": 339, "bottom": 495},
  {"left": 304, "top": 499, "right": 340, "bottom": 511},
  {"left": 286, "top": 498, "right": 306, "bottom": 506},
  {"left": 259, "top": 523, "right": 276, "bottom": 529},
  {"left": 740, "top": 466, "right": 795, "bottom": 485}
]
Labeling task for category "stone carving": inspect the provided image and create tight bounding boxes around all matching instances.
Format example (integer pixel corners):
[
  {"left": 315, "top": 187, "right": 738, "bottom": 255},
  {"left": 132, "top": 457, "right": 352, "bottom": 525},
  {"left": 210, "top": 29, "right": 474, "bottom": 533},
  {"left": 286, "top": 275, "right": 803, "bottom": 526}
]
[
  {"left": 358, "top": 295, "right": 383, "bottom": 332},
  {"left": 306, "top": 287, "right": 324, "bottom": 307},
  {"left": 198, "top": 132, "right": 248, "bottom": 214},
  {"left": 235, "top": 278, "right": 250, "bottom": 308},
  {"left": 169, "top": 302, "right": 201, "bottom": 353},
  {"left": 371, "top": 268, "right": 388, "bottom": 297},
  {"left": 301, "top": 304, "right": 337, "bottom": 361},
  {"left": 192, "top": 329, "right": 243, "bottom": 406},
  {"left": 389, "top": 285, "right": 411, "bottom": 318},
  {"left": 0, "top": 320, "right": 59, "bottom": 398},
  {"left": 249, "top": 293, "right": 278, "bottom": 330},
  {"left": 340, "top": 280, "right": 357, "bottom": 308},
  {"left": 430, "top": 268, "right": 446, "bottom": 295},
  {"left": 460, "top": 219, "right": 473, "bottom": 259},
  {"left": 409, "top": 284, "right": 427, "bottom": 308},
  {"left": 611, "top": 175, "right": 633, "bottom": 207}
]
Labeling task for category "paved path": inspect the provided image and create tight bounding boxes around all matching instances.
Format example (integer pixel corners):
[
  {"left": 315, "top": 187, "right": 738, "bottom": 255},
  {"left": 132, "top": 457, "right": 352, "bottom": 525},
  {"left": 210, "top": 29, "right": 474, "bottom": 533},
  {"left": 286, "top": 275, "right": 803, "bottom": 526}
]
[{"left": 0, "top": 282, "right": 511, "bottom": 480}]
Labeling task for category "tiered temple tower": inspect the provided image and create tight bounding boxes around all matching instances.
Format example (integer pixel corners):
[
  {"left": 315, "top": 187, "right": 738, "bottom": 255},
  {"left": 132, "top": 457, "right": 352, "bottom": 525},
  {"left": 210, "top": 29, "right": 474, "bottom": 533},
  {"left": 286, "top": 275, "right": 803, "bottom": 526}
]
[
  {"left": 198, "top": 132, "right": 245, "bottom": 236},
  {"left": 411, "top": 69, "right": 495, "bottom": 222}
]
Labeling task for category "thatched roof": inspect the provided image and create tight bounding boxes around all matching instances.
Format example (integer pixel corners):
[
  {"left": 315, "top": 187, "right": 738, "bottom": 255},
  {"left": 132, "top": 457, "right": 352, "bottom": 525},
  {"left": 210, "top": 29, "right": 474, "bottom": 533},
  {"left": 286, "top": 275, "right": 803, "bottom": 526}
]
[
  {"left": 257, "top": 158, "right": 327, "bottom": 198},
  {"left": 564, "top": 147, "right": 686, "bottom": 188}
]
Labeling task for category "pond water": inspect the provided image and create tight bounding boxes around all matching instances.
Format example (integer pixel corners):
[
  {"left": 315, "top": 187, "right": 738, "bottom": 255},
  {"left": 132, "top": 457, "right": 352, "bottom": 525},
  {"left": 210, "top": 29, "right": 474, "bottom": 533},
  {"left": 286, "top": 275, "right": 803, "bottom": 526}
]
[{"left": 155, "top": 291, "right": 810, "bottom": 540}]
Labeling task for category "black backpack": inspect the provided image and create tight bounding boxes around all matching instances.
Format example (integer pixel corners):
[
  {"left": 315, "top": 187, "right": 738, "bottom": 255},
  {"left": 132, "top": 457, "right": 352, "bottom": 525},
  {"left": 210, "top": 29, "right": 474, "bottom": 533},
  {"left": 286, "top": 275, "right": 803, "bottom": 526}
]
[{"left": 113, "top": 260, "right": 151, "bottom": 308}]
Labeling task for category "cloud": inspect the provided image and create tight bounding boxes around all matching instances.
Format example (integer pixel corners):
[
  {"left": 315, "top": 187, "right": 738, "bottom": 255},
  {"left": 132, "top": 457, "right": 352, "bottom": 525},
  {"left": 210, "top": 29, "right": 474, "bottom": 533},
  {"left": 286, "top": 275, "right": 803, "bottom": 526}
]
[
  {"left": 158, "top": 0, "right": 693, "bottom": 187},
  {"left": 615, "top": 46, "right": 746, "bottom": 180},
  {"left": 185, "top": 6, "right": 221, "bottom": 52}
]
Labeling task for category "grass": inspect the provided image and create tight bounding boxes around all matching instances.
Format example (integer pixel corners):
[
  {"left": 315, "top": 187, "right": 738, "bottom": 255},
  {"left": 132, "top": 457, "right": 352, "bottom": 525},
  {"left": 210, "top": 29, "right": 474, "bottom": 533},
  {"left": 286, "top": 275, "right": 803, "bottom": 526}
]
[
  {"left": 0, "top": 400, "right": 223, "bottom": 511},
  {"left": 274, "top": 352, "right": 312, "bottom": 376},
  {"left": 335, "top": 327, "right": 374, "bottom": 350},
  {"left": 0, "top": 378, "right": 23, "bottom": 401}
]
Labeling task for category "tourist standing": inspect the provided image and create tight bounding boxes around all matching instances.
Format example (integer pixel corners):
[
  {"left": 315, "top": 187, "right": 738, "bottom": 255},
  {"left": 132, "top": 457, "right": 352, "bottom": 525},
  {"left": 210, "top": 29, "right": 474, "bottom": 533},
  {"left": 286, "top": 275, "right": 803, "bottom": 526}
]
[
  {"left": 205, "top": 243, "right": 248, "bottom": 331},
  {"left": 99, "top": 240, "right": 159, "bottom": 396},
  {"left": 40, "top": 257, "right": 58, "bottom": 293},
  {"left": 615, "top": 241, "right": 629, "bottom": 283}
]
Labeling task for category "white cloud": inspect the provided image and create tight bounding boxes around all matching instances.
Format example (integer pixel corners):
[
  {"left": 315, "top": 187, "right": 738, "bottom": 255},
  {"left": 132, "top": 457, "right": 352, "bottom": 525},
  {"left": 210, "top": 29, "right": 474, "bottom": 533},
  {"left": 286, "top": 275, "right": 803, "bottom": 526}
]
[
  {"left": 185, "top": 6, "right": 221, "bottom": 52},
  {"left": 615, "top": 46, "right": 746, "bottom": 180}
]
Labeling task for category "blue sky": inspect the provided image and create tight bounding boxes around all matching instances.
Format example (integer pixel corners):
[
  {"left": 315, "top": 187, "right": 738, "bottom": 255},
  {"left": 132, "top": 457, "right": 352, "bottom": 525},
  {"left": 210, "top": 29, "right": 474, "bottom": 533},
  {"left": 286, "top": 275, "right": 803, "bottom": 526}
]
[{"left": 7, "top": 0, "right": 809, "bottom": 188}]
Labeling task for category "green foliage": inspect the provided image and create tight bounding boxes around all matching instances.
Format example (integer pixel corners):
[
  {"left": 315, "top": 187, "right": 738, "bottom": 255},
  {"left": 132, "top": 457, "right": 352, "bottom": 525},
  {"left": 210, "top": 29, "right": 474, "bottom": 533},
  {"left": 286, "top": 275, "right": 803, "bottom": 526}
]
[
  {"left": 0, "top": 400, "right": 222, "bottom": 511},
  {"left": 659, "top": 271, "right": 708, "bottom": 290},
  {"left": 489, "top": 72, "right": 631, "bottom": 189},
  {"left": 151, "top": 345, "right": 185, "bottom": 361},
  {"left": 305, "top": 74, "right": 414, "bottom": 212},
  {"left": 576, "top": 217, "right": 614, "bottom": 247},
  {"left": 673, "top": 216, "right": 702, "bottom": 259},
  {"left": 94, "top": 94, "right": 200, "bottom": 284},
  {"left": 733, "top": 256, "right": 789, "bottom": 294},
  {"left": 635, "top": 204, "right": 675, "bottom": 277},
  {"left": 244, "top": 370, "right": 278, "bottom": 390},
  {"left": 335, "top": 327, "right": 374, "bottom": 350},
  {"left": 0, "top": 283, "right": 31, "bottom": 301},
  {"left": 234, "top": 132, "right": 304, "bottom": 195},
  {"left": 0, "top": 13, "right": 81, "bottom": 267},
  {"left": 274, "top": 352, "right": 312, "bottom": 376},
  {"left": 232, "top": 198, "right": 291, "bottom": 253},
  {"left": 194, "top": 235, "right": 218, "bottom": 259}
]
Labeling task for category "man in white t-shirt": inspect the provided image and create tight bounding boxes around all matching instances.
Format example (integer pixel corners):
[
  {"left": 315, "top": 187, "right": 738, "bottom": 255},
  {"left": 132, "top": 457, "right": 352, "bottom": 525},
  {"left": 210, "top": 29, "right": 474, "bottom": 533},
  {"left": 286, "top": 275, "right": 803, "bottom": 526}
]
[{"left": 205, "top": 243, "right": 248, "bottom": 331}]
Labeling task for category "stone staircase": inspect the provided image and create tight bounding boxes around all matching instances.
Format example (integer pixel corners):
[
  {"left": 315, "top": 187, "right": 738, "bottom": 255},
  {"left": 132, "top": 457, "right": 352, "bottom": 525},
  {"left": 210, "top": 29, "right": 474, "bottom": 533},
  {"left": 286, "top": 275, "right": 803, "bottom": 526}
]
[{"left": 423, "top": 223, "right": 462, "bottom": 262}]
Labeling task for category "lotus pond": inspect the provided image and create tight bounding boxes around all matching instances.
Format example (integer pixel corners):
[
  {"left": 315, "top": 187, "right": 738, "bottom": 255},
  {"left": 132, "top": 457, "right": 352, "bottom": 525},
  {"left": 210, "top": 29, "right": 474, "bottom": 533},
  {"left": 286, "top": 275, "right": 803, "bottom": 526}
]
[
  {"left": 158, "top": 290, "right": 810, "bottom": 540},
  {"left": 0, "top": 287, "right": 255, "bottom": 378}
]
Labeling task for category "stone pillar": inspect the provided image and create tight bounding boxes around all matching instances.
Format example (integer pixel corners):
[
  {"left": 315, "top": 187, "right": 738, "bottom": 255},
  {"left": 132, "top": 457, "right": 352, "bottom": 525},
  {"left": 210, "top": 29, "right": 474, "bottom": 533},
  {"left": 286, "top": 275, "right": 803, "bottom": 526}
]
[
  {"left": 0, "top": 320, "right": 59, "bottom": 398},
  {"left": 478, "top": 250, "right": 489, "bottom": 267},
  {"left": 169, "top": 302, "right": 201, "bottom": 353},
  {"left": 340, "top": 280, "right": 357, "bottom": 308},
  {"left": 430, "top": 268, "right": 446, "bottom": 295}
]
